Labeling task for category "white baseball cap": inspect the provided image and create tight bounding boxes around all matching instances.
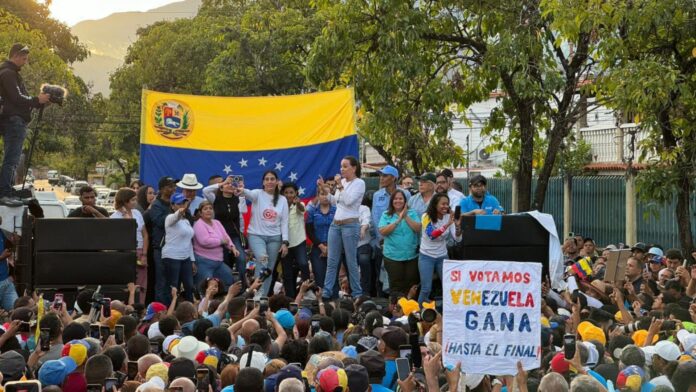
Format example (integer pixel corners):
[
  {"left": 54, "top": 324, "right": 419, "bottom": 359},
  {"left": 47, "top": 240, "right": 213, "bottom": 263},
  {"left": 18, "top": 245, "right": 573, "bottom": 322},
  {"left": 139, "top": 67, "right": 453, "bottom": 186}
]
[{"left": 654, "top": 340, "right": 680, "bottom": 361}]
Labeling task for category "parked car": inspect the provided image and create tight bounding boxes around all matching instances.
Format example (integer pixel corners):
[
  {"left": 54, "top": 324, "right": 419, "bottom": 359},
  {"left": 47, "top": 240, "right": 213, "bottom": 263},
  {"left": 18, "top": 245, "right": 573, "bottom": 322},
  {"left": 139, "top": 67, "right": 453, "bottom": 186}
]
[
  {"left": 63, "top": 196, "right": 81, "bottom": 214},
  {"left": 37, "top": 199, "right": 69, "bottom": 218},
  {"left": 71, "top": 181, "right": 89, "bottom": 195},
  {"left": 47, "top": 170, "right": 59, "bottom": 185}
]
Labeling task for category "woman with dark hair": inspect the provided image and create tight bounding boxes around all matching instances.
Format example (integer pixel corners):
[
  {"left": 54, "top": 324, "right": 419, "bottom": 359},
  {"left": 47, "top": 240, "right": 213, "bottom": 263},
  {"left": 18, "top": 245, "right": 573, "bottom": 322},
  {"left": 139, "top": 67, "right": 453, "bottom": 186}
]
[
  {"left": 202, "top": 175, "right": 248, "bottom": 287},
  {"left": 193, "top": 200, "right": 239, "bottom": 287},
  {"left": 111, "top": 187, "right": 148, "bottom": 303},
  {"left": 418, "top": 193, "right": 461, "bottom": 304},
  {"left": 240, "top": 170, "right": 289, "bottom": 297},
  {"left": 279, "top": 182, "right": 308, "bottom": 298},
  {"left": 129, "top": 180, "right": 144, "bottom": 192},
  {"left": 135, "top": 185, "right": 155, "bottom": 213},
  {"left": 319, "top": 156, "right": 365, "bottom": 300},
  {"left": 379, "top": 189, "right": 421, "bottom": 295}
]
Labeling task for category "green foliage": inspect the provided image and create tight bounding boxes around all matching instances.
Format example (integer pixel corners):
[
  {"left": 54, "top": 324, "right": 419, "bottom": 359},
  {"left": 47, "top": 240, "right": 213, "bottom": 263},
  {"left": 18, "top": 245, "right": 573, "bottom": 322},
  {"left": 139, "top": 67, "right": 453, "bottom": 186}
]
[
  {"left": 595, "top": 0, "right": 696, "bottom": 252},
  {"left": 0, "top": 8, "right": 104, "bottom": 179},
  {"left": 1, "top": 0, "right": 88, "bottom": 63}
]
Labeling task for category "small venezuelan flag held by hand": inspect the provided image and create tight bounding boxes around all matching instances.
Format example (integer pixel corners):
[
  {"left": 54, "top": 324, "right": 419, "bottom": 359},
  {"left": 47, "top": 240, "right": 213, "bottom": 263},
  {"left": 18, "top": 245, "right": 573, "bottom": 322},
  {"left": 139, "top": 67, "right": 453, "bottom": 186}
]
[{"left": 140, "top": 89, "right": 358, "bottom": 197}]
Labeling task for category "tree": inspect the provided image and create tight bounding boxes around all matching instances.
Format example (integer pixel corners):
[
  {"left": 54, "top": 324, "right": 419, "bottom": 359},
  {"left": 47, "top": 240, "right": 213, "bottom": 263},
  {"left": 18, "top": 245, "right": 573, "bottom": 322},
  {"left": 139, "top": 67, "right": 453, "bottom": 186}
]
[
  {"left": 307, "top": 0, "right": 605, "bottom": 210},
  {"left": 1, "top": 0, "right": 88, "bottom": 63},
  {"left": 109, "top": 0, "right": 328, "bottom": 181},
  {"left": 307, "top": 0, "right": 468, "bottom": 174},
  {"left": 595, "top": 0, "right": 696, "bottom": 258},
  {"left": 0, "top": 9, "right": 100, "bottom": 178}
]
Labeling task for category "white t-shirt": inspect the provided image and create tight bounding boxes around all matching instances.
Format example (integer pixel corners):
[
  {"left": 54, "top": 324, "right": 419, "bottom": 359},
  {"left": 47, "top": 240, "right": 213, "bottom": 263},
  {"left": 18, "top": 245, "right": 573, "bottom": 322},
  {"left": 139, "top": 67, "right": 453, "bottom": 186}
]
[
  {"left": 162, "top": 213, "right": 195, "bottom": 260},
  {"left": 110, "top": 209, "right": 145, "bottom": 249},
  {"left": 243, "top": 189, "right": 289, "bottom": 241},
  {"left": 333, "top": 178, "right": 366, "bottom": 221},
  {"left": 357, "top": 205, "right": 371, "bottom": 247}
]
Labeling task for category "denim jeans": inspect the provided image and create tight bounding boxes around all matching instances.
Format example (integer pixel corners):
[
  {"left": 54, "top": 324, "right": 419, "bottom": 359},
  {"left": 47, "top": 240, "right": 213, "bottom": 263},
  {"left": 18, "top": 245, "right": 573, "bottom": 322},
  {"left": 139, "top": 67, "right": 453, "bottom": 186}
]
[
  {"left": 0, "top": 116, "right": 27, "bottom": 197},
  {"left": 163, "top": 257, "right": 194, "bottom": 304},
  {"left": 0, "top": 277, "right": 18, "bottom": 311},
  {"left": 247, "top": 234, "right": 282, "bottom": 297},
  {"left": 195, "top": 254, "right": 234, "bottom": 287},
  {"left": 222, "top": 236, "right": 247, "bottom": 288},
  {"left": 153, "top": 248, "right": 167, "bottom": 303},
  {"left": 324, "top": 222, "right": 362, "bottom": 298},
  {"left": 309, "top": 245, "right": 328, "bottom": 288},
  {"left": 280, "top": 242, "right": 310, "bottom": 298},
  {"left": 357, "top": 244, "right": 373, "bottom": 297},
  {"left": 418, "top": 253, "right": 444, "bottom": 304}
]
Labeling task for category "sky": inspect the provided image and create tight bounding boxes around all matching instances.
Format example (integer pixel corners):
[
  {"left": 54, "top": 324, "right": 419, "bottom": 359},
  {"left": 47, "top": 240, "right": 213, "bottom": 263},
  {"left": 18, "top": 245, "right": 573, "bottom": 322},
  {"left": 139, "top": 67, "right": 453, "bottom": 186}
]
[{"left": 47, "top": 0, "right": 182, "bottom": 26}]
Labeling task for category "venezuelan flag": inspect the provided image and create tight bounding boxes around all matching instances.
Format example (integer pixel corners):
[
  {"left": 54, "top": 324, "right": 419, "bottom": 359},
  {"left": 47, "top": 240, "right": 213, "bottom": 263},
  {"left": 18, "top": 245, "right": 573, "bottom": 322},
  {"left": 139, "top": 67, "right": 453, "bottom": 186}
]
[{"left": 140, "top": 89, "right": 358, "bottom": 197}]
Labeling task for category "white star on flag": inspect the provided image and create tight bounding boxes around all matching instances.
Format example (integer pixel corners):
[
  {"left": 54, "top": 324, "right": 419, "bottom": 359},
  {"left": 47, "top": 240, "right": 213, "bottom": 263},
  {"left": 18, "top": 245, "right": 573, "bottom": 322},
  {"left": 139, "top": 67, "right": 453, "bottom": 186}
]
[
  {"left": 275, "top": 162, "right": 284, "bottom": 171},
  {"left": 258, "top": 157, "right": 267, "bottom": 166},
  {"left": 239, "top": 158, "right": 248, "bottom": 168},
  {"left": 289, "top": 172, "right": 298, "bottom": 182},
  {"left": 298, "top": 187, "right": 306, "bottom": 196},
  {"left": 223, "top": 165, "right": 232, "bottom": 174}
]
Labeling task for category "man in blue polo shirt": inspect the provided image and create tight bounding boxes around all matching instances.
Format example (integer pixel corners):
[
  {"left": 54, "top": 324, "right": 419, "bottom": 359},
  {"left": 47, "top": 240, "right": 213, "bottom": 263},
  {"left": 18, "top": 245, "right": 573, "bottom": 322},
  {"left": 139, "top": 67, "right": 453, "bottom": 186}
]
[{"left": 460, "top": 174, "right": 503, "bottom": 215}]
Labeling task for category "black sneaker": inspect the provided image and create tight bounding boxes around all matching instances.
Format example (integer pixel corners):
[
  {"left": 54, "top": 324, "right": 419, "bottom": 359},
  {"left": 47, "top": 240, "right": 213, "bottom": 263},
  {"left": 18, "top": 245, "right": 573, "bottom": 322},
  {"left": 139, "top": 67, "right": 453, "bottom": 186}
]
[{"left": 0, "top": 196, "right": 23, "bottom": 206}]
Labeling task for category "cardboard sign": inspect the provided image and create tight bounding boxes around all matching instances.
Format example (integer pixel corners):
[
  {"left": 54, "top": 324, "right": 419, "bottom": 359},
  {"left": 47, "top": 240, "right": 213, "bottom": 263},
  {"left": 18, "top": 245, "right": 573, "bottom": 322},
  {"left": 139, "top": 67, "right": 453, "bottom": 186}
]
[
  {"left": 443, "top": 260, "right": 542, "bottom": 375},
  {"left": 604, "top": 250, "right": 632, "bottom": 283}
]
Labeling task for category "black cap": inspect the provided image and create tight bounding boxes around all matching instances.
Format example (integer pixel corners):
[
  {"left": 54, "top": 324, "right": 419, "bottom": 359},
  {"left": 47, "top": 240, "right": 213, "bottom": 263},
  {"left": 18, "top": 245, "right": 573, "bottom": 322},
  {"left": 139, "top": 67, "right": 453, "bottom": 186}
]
[
  {"left": 158, "top": 176, "right": 177, "bottom": 190},
  {"left": 9, "top": 43, "right": 29, "bottom": 58},
  {"left": 469, "top": 174, "right": 487, "bottom": 186},
  {"left": 631, "top": 242, "right": 649, "bottom": 253}
]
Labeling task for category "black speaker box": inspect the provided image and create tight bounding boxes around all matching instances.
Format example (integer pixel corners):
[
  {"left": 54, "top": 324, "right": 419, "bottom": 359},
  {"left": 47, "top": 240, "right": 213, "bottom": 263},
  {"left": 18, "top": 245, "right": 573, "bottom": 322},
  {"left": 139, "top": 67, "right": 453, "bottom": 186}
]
[
  {"left": 456, "top": 214, "right": 550, "bottom": 278},
  {"left": 34, "top": 219, "right": 136, "bottom": 251},
  {"left": 34, "top": 252, "right": 136, "bottom": 286}
]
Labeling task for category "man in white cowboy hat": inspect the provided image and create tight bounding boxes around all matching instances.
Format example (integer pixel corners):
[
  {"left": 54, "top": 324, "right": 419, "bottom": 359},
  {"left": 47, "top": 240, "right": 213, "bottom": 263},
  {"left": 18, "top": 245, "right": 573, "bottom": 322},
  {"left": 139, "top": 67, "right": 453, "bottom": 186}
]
[{"left": 177, "top": 173, "right": 205, "bottom": 215}]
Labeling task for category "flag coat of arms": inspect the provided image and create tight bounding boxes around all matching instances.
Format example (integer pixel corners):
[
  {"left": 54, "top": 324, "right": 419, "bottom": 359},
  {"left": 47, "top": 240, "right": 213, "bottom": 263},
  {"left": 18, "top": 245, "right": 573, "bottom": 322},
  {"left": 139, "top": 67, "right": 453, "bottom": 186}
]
[{"left": 140, "top": 88, "right": 358, "bottom": 198}]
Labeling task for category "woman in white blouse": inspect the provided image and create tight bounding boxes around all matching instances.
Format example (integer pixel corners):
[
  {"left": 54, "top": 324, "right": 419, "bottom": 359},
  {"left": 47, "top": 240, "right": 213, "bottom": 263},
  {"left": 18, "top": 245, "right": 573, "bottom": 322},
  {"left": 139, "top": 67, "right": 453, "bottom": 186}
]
[
  {"left": 319, "top": 156, "right": 366, "bottom": 299},
  {"left": 161, "top": 193, "right": 195, "bottom": 304},
  {"left": 239, "top": 170, "right": 289, "bottom": 297}
]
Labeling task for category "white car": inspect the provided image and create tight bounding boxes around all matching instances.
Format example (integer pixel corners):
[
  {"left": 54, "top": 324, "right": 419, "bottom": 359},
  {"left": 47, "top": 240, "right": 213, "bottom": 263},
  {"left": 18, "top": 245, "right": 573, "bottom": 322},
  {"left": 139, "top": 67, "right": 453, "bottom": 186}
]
[
  {"left": 63, "top": 196, "right": 81, "bottom": 214},
  {"left": 38, "top": 200, "right": 69, "bottom": 218}
]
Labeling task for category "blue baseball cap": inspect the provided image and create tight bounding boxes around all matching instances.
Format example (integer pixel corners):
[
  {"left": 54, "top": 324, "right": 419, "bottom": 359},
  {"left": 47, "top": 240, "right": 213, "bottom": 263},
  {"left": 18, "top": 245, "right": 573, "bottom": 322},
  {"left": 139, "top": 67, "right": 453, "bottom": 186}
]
[
  {"left": 377, "top": 165, "right": 399, "bottom": 178},
  {"left": 38, "top": 356, "right": 77, "bottom": 386},
  {"left": 171, "top": 193, "right": 188, "bottom": 205},
  {"left": 275, "top": 309, "right": 295, "bottom": 329}
]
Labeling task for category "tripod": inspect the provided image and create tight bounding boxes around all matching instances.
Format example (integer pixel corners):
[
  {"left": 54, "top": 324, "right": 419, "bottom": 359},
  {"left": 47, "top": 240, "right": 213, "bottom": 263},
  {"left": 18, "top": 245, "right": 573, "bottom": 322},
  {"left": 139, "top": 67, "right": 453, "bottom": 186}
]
[{"left": 18, "top": 107, "right": 44, "bottom": 196}]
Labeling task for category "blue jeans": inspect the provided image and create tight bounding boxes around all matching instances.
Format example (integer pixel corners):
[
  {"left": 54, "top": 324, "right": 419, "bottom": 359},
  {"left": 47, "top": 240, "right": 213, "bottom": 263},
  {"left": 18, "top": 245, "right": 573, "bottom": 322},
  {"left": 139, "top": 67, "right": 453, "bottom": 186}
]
[
  {"left": 357, "top": 244, "right": 373, "bottom": 297},
  {"left": 0, "top": 116, "right": 27, "bottom": 197},
  {"left": 0, "top": 277, "right": 18, "bottom": 311},
  {"left": 153, "top": 248, "right": 167, "bottom": 303},
  {"left": 222, "top": 236, "right": 247, "bottom": 288},
  {"left": 195, "top": 254, "right": 234, "bottom": 287},
  {"left": 324, "top": 222, "right": 362, "bottom": 298},
  {"left": 310, "top": 245, "right": 328, "bottom": 288},
  {"left": 247, "top": 234, "right": 282, "bottom": 297},
  {"left": 163, "top": 257, "right": 194, "bottom": 304},
  {"left": 418, "top": 253, "right": 444, "bottom": 304},
  {"left": 280, "top": 242, "right": 310, "bottom": 298}
]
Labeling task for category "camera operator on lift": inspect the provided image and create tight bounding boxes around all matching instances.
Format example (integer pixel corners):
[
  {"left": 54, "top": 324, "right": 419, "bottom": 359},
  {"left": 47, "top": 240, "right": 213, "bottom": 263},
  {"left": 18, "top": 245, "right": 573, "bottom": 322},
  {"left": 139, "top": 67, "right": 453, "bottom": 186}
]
[{"left": 0, "top": 43, "right": 51, "bottom": 206}]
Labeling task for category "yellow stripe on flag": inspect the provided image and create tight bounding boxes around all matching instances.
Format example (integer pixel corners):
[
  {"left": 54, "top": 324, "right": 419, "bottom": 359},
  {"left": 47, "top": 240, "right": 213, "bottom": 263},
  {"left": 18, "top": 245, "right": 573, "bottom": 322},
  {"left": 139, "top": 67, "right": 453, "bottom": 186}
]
[{"left": 140, "top": 88, "right": 356, "bottom": 152}]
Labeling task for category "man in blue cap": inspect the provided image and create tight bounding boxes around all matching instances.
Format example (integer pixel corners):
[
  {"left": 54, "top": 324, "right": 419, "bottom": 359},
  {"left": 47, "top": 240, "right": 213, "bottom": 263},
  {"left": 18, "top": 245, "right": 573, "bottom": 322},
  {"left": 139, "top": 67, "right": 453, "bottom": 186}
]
[
  {"left": 370, "top": 165, "right": 410, "bottom": 297},
  {"left": 459, "top": 174, "right": 503, "bottom": 215}
]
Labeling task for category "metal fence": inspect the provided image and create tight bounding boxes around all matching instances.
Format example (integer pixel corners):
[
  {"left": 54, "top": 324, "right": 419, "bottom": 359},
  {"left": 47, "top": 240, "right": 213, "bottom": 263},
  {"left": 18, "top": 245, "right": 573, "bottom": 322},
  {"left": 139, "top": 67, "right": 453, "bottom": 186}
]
[{"left": 365, "top": 175, "right": 691, "bottom": 248}]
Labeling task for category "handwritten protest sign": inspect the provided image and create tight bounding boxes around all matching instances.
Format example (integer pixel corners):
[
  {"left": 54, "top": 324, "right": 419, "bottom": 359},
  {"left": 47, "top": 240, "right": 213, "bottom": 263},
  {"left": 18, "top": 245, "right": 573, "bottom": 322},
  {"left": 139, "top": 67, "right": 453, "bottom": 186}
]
[{"left": 443, "top": 260, "right": 542, "bottom": 375}]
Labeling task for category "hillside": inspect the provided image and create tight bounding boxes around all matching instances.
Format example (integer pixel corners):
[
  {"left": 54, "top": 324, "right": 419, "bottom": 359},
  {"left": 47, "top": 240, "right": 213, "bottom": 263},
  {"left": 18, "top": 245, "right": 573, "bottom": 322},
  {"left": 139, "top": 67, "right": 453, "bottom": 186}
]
[{"left": 70, "top": 0, "right": 201, "bottom": 95}]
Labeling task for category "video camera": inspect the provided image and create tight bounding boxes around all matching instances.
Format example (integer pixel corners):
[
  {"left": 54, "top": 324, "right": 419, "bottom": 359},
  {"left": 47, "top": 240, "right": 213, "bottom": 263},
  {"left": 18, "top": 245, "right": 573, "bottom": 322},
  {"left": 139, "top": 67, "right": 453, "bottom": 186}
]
[{"left": 40, "top": 84, "right": 67, "bottom": 105}]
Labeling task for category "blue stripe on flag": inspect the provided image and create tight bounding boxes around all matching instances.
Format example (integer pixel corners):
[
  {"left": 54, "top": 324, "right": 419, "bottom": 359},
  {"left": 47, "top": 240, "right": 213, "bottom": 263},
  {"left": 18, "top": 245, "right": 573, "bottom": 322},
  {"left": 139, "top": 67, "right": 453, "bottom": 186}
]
[{"left": 140, "top": 135, "right": 359, "bottom": 198}]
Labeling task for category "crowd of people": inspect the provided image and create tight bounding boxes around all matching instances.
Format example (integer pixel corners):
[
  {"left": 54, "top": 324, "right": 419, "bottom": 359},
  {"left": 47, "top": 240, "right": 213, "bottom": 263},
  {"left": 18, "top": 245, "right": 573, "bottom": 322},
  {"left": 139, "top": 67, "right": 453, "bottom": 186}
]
[{"left": 0, "top": 156, "right": 695, "bottom": 392}]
